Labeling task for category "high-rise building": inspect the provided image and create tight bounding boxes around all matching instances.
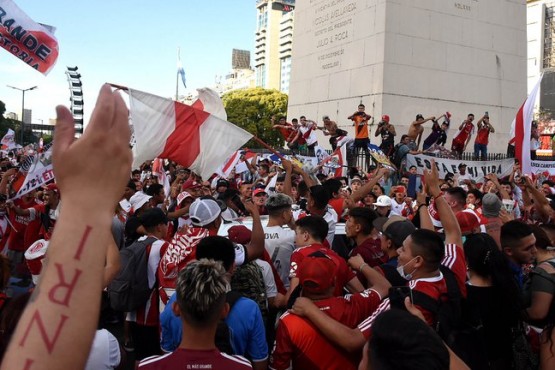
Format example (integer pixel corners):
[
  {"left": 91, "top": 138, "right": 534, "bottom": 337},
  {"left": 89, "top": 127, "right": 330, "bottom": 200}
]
[
  {"left": 528, "top": 1, "right": 555, "bottom": 116},
  {"left": 232, "top": 49, "right": 251, "bottom": 69},
  {"left": 254, "top": 0, "right": 295, "bottom": 91}
]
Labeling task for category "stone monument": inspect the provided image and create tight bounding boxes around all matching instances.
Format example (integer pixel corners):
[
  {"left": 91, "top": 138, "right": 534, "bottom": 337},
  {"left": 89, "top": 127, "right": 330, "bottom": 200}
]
[{"left": 287, "top": 0, "right": 527, "bottom": 153}]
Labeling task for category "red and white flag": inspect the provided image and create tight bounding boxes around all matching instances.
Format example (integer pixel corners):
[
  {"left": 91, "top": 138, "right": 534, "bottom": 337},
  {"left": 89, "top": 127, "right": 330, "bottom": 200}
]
[
  {"left": 1, "top": 129, "right": 16, "bottom": 150},
  {"left": 0, "top": 0, "right": 59, "bottom": 74},
  {"left": 512, "top": 74, "right": 543, "bottom": 174},
  {"left": 192, "top": 88, "right": 227, "bottom": 121},
  {"left": 321, "top": 144, "right": 347, "bottom": 178},
  {"left": 152, "top": 158, "right": 170, "bottom": 198},
  {"left": 219, "top": 150, "right": 242, "bottom": 177},
  {"left": 128, "top": 88, "right": 252, "bottom": 180}
]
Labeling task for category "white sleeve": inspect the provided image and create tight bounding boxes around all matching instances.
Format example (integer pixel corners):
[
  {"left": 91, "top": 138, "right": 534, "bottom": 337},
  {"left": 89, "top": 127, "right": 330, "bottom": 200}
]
[
  {"left": 234, "top": 243, "right": 246, "bottom": 266},
  {"left": 28, "top": 207, "right": 37, "bottom": 221},
  {"left": 106, "top": 330, "right": 121, "bottom": 367}
]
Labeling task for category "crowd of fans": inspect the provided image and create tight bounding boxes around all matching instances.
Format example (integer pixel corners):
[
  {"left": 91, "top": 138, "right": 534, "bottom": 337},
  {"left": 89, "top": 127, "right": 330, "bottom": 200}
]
[{"left": 0, "top": 91, "right": 554, "bottom": 370}]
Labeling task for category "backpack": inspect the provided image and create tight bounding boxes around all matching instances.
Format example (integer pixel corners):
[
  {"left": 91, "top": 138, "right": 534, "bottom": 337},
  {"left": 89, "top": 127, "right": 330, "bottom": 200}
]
[
  {"left": 230, "top": 260, "right": 268, "bottom": 323},
  {"left": 108, "top": 236, "right": 157, "bottom": 312},
  {"left": 412, "top": 265, "right": 489, "bottom": 369}
]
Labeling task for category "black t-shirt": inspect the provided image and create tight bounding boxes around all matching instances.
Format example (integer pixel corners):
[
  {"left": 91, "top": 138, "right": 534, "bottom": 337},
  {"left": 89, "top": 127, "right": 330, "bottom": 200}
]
[{"left": 124, "top": 214, "right": 142, "bottom": 247}]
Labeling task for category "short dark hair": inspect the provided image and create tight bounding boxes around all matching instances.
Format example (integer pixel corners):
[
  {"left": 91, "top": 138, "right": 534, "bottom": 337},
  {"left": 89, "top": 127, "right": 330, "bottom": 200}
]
[
  {"left": 300, "top": 115, "right": 306, "bottom": 119},
  {"left": 401, "top": 134, "right": 408, "bottom": 141},
  {"left": 323, "top": 178, "right": 342, "bottom": 196},
  {"left": 501, "top": 220, "right": 533, "bottom": 249},
  {"left": 126, "top": 179, "right": 137, "bottom": 191},
  {"left": 369, "top": 309, "right": 449, "bottom": 370},
  {"left": 358, "top": 104, "right": 365, "bottom": 108},
  {"left": 410, "top": 229, "right": 445, "bottom": 271},
  {"left": 140, "top": 208, "right": 168, "bottom": 232},
  {"left": 295, "top": 216, "right": 328, "bottom": 243},
  {"left": 132, "top": 169, "right": 141, "bottom": 176},
  {"left": 445, "top": 187, "right": 467, "bottom": 206},
  {"left": 348, "top": 207, "right": 378, "bottom": 235},
  {"left": 309, "top": 185, "right": 330, "bottom": 209},
  {"left": 258, "top": 164, "right": 269, "bottom": 173},
  {"left": 145, "top": 183, "right": 164, "bottom": 197},
  {"left": 196, "top": 236, "right": 236, "bottom": 272},
  {"left": 467, "top": 189, "right": 483, "bottom": 203},
  {"left": 468, "top": 113, "right": 475, "bottom": 118}
]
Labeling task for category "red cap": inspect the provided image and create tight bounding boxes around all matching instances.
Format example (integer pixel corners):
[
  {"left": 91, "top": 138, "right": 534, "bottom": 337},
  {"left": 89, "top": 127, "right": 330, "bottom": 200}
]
[
  {"left": 227, "top": 225, "right": 252, "bottom": 245},
  {"left": 253, "top": 188, "right": 267, "bottom": 197},
  {"left": 182, "top": 179, "right": 201, "bottom": 191},
  {"left": 393, "top": 185, "right": 406, "bottom": 193},
  {"left": 456, "top": 210, "right": 480, "bottom": 234},
  {"left": 44, "top": 183, "right": 59, "bottom": 193},
  {"left": 381, "top": 115, "right": 390, "bottom": 123},
  {"left": 298, "top": 256, "right": 336, "bottom": 294}
]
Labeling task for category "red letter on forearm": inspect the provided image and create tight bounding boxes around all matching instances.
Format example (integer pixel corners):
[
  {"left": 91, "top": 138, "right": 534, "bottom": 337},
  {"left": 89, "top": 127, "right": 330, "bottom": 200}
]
[
  {"left": 47, "top": 263, "right": 82, "bottom": 307},
  {"left": 19, "top": 310, "right": 69, "bottom": 354}
]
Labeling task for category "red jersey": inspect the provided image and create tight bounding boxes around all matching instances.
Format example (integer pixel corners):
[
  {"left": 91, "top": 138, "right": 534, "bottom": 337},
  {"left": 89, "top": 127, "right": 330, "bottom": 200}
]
[
  {"left": 28, "top": 204, "right": 57, "bottom": 241},
  {"left": 452, "top": 121, "right": 475, "bottom": 145},
  {"left": 271, "top": 289, "right": 383, "bottom": 370},
  {"left": 7, "top": 198, "right": 36, "bottom": 252},
  {"left": 350, "top": 238, "right": 387, "bottom": 287},
  {"left": 358, "top": 243, "right": 466, "bottom": 338},
  {"left": 475, "top": 126, "right": 491, "bottom": 145},
  {"left": 328, "top": 197, "right": 344, "bottom": 221},
  {"left": 289, "top": 243, "right": 356, "bottom": 297},
  {"left": 139, "top": 348, "right": 252, "bottom": 369}
]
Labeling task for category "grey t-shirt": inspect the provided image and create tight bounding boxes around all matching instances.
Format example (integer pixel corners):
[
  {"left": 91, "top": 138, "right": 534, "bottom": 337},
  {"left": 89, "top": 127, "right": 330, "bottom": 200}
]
[{"left": 263, "top": 225, "right": 296, "bottom": 288}]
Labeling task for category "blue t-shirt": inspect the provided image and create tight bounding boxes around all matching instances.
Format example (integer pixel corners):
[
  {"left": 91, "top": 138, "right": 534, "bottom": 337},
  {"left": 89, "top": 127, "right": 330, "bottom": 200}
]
[{"left": 160, "top": 293, "right": 268, "bottom": 361}]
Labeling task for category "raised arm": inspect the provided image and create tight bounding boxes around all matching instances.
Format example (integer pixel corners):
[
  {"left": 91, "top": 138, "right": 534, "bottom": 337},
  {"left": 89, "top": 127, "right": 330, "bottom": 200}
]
[
  {"left": 348, "top": 254, "right": 391, "bottom": 298},
  {"left": 244, "top": 199, "right": 265, "bottom": 261},
  {"left": 351, "top": 168, "right": 387, "bottom": 203},
  {"left": 424, "top": 160, "right": 462, "bottom": 246},
  {"left": 1, "top": 85, "right": 132, "bottom": 370}
]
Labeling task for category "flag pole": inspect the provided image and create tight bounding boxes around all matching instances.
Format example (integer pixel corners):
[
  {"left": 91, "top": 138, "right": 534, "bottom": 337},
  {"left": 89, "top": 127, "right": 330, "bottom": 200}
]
[
  {"left": 175, "top": 47, "right": 180, "bottom": 101},
  {"left": 251, "top": 136, "right": 286, "bottom": 160}
]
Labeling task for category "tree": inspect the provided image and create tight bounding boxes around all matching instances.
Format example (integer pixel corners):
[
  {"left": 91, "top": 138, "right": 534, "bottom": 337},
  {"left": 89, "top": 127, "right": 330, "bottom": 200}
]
[{"left": 222, "top": 88, "right": 288, "bottom": 149}]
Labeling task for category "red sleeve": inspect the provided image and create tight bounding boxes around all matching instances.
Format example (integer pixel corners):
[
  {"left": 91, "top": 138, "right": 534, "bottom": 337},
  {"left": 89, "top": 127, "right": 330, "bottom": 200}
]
[
  {"left": 441, "top": 244, "right": 467, "bottom": 298},
  {"left": 270, "top": 316, "right": 294, "bottom": 370},
  {"left": 343, "top": 289, "right": 383, "bottom": 328},
  {"left": 289, "top": 250, "right": 303, "bottom": 279}
]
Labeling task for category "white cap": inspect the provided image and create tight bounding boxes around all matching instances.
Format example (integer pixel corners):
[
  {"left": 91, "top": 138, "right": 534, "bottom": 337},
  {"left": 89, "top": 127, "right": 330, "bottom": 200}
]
[
  {"left": 129, "top": 192, "right": 152, "bottom": 213},
  {"left": 189, "top": 198, "right": 221, "bottom": 227},
  {"left": 373, "top": 195, "right": 392, "bottom": 207}
]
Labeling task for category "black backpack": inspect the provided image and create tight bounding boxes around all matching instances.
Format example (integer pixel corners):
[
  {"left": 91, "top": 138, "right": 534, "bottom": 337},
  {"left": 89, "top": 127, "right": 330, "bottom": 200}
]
[
  {"left": 108, "top": 236, "right": 157, "bottom": 312},
  {"left": 230, "top": 260, "right": 268, "bottom": 324},
  {"left": 412, "top": 266, "right": 489, "bottom": 369}
]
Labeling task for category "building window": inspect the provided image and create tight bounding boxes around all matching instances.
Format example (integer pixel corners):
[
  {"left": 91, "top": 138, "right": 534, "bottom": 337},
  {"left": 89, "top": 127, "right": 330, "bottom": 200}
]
[
  {"left": 256, "top": 64, "right": 266, "bottom": 88},
  {"left": 280, "top": 57, "right": 291, "bottom": 93},
  {"left": 545, "top": 6, "right": 555, "bottom": 69},
  {"left": 258, "top": 5, "right": 268, "bottom": 30}
]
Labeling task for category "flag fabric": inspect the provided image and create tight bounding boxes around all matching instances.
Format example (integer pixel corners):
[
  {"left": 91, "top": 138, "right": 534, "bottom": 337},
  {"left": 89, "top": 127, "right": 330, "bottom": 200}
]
[
  {"left": 12, "top": 143, "right": 54, "bottom": 199},
  {"left": 192, "top": 88, "right": 227, "bottom": 121},
  {"left": 321, "top": 144, "right": 347, "bottom": 178},
  {"left": 177, "top": 59, "right": 186, "bottom": 88},
  {"left": 0, "top": 0, "right": 59, "bottom": 74},
  {"left": 513, "top": 74, "right": 543, "bottom": 174},
  {"left": 1, "top": 129, "right": 16, "bottom": 150},
  {"left": 219, "top": 150, "right": 242, "bottom": 177},
  {"left": 152, "top": 158, "right": 170, "bottom": 198},
  {"left": 265, "top": 173, "right": 278, "bottom": 193},
  {"left": 128, "top": 88, "right": 253, "bottom": 180}
]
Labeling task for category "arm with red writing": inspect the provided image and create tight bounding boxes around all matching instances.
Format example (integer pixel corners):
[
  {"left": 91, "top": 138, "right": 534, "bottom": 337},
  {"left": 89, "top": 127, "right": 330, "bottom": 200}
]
[{"left": 1, "top": 85, "right": 132, "bottom": 370}]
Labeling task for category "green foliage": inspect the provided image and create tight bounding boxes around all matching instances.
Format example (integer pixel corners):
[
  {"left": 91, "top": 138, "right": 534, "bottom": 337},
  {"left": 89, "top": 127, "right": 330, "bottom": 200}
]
[{"left": 222, "top": 88, "right": 288, "bottom": 149}]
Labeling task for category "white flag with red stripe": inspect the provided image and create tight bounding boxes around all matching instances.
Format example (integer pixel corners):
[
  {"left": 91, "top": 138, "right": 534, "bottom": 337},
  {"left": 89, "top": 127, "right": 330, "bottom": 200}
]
[
  {"left": 321, "top": 144, "right": 347, "bottom": 178},
  {"left": 512, "top": 74, "right": 543, "bottom": 174},
  {"left": 219, "top": 150, "right": 242, "bottom": 177},
  {"left": 191, "top": 88, "right": 227, "bottom": 121},
  {"left": 128, "top": 88, "right": 252, "bottom": 180}
]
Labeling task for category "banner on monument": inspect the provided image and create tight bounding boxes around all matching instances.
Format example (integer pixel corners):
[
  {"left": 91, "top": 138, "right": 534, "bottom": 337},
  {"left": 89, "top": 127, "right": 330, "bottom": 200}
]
[
  {"left": 530, "top": 161, "right": 555, "bottom": 176},
  {"left": 406, "top": 154, "right": 514, "bottom": 183}
]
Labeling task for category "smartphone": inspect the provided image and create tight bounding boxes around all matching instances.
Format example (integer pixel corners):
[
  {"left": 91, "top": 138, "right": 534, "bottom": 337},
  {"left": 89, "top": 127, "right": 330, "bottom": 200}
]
[{"left": 389, "top": 286, "right": 413, "bottom": 310}]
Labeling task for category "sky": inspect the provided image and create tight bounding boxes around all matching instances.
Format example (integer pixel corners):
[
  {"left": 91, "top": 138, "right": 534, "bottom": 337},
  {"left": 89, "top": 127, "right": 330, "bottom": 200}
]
[{"left": 0, "top": 0, "right": 256, "bottom": 127}]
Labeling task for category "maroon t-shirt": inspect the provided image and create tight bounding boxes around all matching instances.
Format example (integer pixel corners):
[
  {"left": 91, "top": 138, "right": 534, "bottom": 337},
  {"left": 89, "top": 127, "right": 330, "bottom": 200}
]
[{"left": 139, "top": 348, "right": 252, "bottom": 369}]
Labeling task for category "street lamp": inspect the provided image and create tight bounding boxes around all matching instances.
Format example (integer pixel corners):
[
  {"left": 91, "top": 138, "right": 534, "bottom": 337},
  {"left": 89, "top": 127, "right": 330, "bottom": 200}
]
[{"left": 7, "top": 85, "right": 37, "bottom": 146}]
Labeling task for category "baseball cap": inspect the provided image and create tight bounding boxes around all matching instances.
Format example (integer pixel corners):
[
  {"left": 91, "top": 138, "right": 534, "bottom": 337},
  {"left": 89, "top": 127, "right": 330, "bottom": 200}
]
[
  {"left": 189, "top": 198, "right": 222, "bottom": 226},
  {"left": 25, "top": 239, "right": 49, "bottom": 285},
  {"left": 456, "top": 210, "right": 480, "bottom": 234},
  {"left": 381, "top": 115, "right": 390, "bottom": 123},
  {"left": 458, "top": 163, "right": 467, "bottom": 169},
  {"left": 216, "top": 179, "right": 229, "bottom": 188},
  {"left": 253, "top": 188, "right": 267, "bottom": 197},
  {"left": 374, "top": 216, "right": 416, "bottom": 247},
  {"left": 182, "top": 179, "right": 201, "bottom": 191},
  {"left": 373, "top": 195, "right": 392, "bottom": 207},
  {"left": 351, "top": 176, "right": 362, "bottom": 184},
  {"left": 228, "top": 225, "right": 252, "bottom": 245},
  {"left": 177, "top": 191, "right": 193, "bottom": 205},
  {"left": 482, "top": 193, "right": 502, "bottom": 218},
  {"left": 44, "top": 183, "right": 59, "bottom": 194},
  {"left": 129, "top": 192, "right": 152, "bottom": 212},
  {"left": 298, "top": 256, "right": 336, "bottom": 294},
  {"left": 140, "top": 208, "right": 168, "bottom": 229}
]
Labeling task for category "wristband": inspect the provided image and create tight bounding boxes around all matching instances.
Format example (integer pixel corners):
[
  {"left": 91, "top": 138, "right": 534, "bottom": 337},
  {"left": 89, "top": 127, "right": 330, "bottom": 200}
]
[
  {"left": 417, "top": 204, "right": 428, "bottom": 211},
  {"left": 433, "top": 193, "right": 443, "bottom": 201},
  {"left": 359, "top": 263, "right": 369, "bottom": 273}
]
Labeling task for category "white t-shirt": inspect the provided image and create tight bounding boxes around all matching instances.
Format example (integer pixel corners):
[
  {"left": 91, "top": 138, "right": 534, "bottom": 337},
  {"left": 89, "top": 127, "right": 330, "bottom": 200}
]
[
  {"left": 390, "top": 199, "right": 409, "bottom": 217},
  {"left": 299, "top": 124, "right": 318, "bottom": 146},
  {"left": 85, "top": 329, "right": 120, "bottom": 370},
  {"left": 263, "top": 225, "right": 296, "bottom": 288}
]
